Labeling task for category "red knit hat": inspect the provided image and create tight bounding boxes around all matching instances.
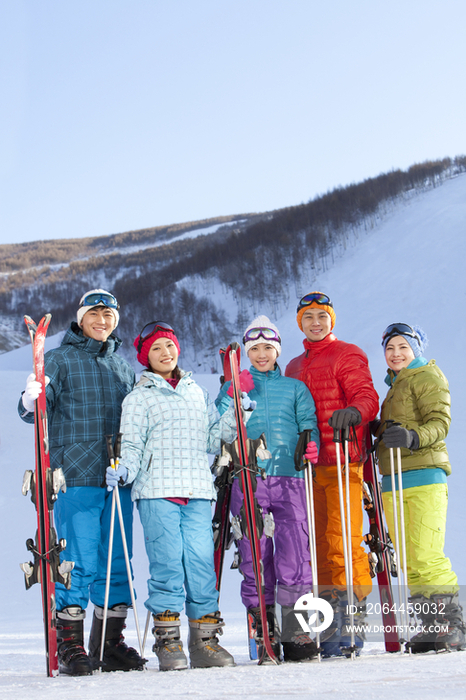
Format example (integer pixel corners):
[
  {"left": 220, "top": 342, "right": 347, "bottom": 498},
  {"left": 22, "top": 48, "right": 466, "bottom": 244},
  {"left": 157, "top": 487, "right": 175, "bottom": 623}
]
[{"left": 133, "top": 329, "right": 181, "bottom": 368}]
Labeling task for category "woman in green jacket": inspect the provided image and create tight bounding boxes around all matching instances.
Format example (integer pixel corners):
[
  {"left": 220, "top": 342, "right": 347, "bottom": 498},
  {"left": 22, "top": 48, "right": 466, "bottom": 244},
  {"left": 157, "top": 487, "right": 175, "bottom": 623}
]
[{"left": 378, "top": 323, "right": 464, "bottom": 654}]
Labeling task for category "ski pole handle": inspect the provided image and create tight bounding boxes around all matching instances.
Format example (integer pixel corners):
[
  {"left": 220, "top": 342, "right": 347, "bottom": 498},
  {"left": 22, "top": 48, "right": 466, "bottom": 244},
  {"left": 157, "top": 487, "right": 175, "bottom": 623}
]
[
  {"left": 333, "top": 426, "right": 350, "bottom": 443},
  {"left": 114, "top": 433, "right": 122, "bottom": 466},
  {"left": 106, "top": 435, "right": 115, "bottom": 466},
  {"left": 294, "top": 429, "right": 312, "bottom": 472},
  {"left": 384, "top": 419, "right": 401, "bottom": 429},
  {"left": 114, "top": 433, "right": 122, "bottom": 459}
]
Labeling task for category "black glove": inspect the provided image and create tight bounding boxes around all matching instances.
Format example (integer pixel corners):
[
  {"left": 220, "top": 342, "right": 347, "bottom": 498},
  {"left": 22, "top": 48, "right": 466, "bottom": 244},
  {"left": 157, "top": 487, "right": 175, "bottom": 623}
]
[
  {"left": 328, "top": 407, "right": 362, "bottom": 431},
  {"left": 382, "top": 425, "right": 419, "bottom": 450}
]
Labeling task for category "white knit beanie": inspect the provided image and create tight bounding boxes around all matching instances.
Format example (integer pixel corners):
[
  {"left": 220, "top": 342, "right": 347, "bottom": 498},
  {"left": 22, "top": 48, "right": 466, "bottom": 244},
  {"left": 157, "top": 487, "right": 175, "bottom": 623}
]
[
  {"left": 243, "top": 315, "right": 281, "bottom": 357},
  {"left": 76, "top": 289, "right": 120, "bottom": 330}
]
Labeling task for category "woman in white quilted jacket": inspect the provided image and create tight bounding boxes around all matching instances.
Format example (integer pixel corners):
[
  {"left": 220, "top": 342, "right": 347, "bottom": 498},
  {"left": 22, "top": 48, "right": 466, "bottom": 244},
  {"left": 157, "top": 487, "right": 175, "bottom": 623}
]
[{"left": 111, "top": 321, "right": 248, "bottom": 672}]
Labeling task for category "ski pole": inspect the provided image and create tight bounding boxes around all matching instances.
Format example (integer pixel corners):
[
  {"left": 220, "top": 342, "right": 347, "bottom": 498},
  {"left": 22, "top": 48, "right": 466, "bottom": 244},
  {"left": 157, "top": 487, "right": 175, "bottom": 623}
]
[
  {"left": 112, "top": 434, "right": 144, "bottom": 658},
  {"left": 388, "top": 446, "right": 410, "bottom": 649},
  {"left": 343, "top": 430, "right": 355, "bottom": 656},
  {"left": 101, "top": 435, "right": 144, "bottom": 667},
  {"left": 142, "top": 609, "right": 151, "bottom": 657},
  {"left": 333, "top": 427, "right": 355, "bottom": 659},
  {"left": 301, "top": 431, "right": 321, "bottom": 661},
  {"left": 396, "top": 447, "right": 411, "bottom": 650},
  {"left": 101, "top": 436, "right": 118, "bottom": 668}
]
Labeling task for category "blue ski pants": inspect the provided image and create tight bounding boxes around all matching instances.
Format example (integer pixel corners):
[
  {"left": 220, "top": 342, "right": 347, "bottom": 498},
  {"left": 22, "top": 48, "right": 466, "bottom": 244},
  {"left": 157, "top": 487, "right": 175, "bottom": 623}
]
[
  {"left": 54, "top": 486, "right": 135, "bottom": 611},
  {"left": 137, "top": 498, "right": 218, "bottom": 620}
]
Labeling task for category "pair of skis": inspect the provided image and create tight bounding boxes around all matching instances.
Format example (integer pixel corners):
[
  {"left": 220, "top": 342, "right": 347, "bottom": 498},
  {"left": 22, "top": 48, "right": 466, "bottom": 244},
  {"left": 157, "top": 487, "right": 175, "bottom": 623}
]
[
  {"left": 215, "top": 343, "right": 279, "bottom": 665},
  {"left": 20, "top": 315, "right": 74, "bottom": 677}
]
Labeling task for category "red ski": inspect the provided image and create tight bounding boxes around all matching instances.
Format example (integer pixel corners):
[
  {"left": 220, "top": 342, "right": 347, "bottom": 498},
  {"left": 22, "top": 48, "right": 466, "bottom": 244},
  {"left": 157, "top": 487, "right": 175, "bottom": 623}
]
[
  {"left": 219, "top": 343, "right": 241, "bottom": 385},
  {"left": 363, "top": 431, "right": 400, "bottom": 653},
  {"left": 21, "top": 315, "right": 72, "bottom": 676},
  {"left": 213, "top": 345, "right": 242, "bottom": 591},
  {"left": 227, "top": 343, "right": 279, "bottom": 665}
]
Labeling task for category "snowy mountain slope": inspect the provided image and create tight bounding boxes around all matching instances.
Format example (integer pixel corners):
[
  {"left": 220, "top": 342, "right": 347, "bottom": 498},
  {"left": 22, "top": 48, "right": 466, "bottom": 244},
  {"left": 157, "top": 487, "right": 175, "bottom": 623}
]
[
  {"left": 1, "top": 174, "right": 466, "bottom": 695},
  {"left": 3, "top": 161, "right": 462, "bottom": 362}
]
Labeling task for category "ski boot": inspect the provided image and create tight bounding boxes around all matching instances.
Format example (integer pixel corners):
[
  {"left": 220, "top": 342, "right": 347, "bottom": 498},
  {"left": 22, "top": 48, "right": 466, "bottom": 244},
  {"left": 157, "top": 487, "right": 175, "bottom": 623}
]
[
  {"left": 152, "top": 610, "right": 188, "bottom": 671},
  {"left": 433, "top": 593, "right": 466, "bottom": 652},
  {"left": 281, "top": 605, "right": 317, "bottom": 662},
  {"left": 406, "top": 595, "right": 438, "bottom": 653},
  {"left": 319, "top": 590, "right": 342, "bottom": 657},
  {"left": 56, "top": 606, "right": 93, "bottom": 676},
  {"left": 248, "top": 605, "right": 281, "bottom": 662},
  {"left": 188, "top": 611, "right": 235, "bottom": 668},
  {"left": 339, "top": 594, "right": 367, "bottom": 656},
  {"left": 88, "top": 604, "right": 147, "bottom": 671}
]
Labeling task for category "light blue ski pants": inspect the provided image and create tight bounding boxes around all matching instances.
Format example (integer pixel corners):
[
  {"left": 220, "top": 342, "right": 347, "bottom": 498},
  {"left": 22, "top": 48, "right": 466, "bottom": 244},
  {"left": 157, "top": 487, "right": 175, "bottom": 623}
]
[{"left": 137, "top": 498, "right": 218, "bottom": 620}]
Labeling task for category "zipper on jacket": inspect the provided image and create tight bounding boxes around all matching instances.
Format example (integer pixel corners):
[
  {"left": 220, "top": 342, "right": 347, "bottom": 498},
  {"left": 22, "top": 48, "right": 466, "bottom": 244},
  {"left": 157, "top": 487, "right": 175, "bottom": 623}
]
[
  {"left": 95, "top": 355, "right": 112, "bottom": 439},
  {"left": 264, "top": 373, "right": 271, "bottom": 459}
]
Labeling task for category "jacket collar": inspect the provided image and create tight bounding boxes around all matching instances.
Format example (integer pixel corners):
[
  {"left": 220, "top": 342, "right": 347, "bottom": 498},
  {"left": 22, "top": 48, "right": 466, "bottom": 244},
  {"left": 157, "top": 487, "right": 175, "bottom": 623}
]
[
  {"left": 62, "top": 322, "right": 121, "bottom": 357},
  {"left": 384, "top": 356, "right": 430, "bottom": 387},
  {"left": 303, "top": 332, "right": 337, "bottom": 356},
  {"left": 137, "top": 368, "right": 192, "bottom": 389},
  {"left": 249, "top": 364, "right": 281, "bottom": 383}
]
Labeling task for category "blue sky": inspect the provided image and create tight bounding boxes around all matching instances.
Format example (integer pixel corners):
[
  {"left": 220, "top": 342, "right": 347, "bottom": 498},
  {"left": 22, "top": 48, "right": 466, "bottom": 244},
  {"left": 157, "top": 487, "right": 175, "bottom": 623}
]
[{"left": 2, "top": 0, "right": 465, "bottom": 245}]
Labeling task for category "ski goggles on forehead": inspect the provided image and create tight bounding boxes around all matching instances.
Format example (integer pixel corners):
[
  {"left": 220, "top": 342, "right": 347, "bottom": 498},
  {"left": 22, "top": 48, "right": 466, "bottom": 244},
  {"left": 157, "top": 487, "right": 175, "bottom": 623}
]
[
  {"left": 79, "top": 292, "right": 120, "bottom": 310},
  {"left": 242, "top": 327, "right": 281, "bottom": 344},
  {"left": 137, "top": 321, "right": 175, "bottom": 351},
  {"left": 296, "top": 292, "right": 333, "bottom": 312},
  {"left": 381, "top": 323, "right": 420, "bottom": 346}
]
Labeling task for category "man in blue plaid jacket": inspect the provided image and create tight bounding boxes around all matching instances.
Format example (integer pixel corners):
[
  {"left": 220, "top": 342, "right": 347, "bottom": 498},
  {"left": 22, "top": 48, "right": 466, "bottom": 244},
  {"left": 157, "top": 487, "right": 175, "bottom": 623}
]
[{"left": 19, "top": 289, "right": 145, "bottom": 675}]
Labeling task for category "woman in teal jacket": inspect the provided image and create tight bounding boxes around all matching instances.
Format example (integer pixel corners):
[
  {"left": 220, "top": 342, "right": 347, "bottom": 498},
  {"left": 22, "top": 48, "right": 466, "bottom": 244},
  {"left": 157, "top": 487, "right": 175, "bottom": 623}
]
[
  {"left": 216, "top": 315, "right": 319, "bottom": 663},
  {"left": 378, "top": 323, "right": 465, "bottom": 654}
]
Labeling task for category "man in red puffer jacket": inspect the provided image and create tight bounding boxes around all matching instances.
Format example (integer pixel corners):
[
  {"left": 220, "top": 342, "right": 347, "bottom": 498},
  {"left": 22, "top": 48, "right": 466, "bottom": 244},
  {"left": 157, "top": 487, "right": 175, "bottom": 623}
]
[{"left": 286, "top": 292, "right": 378, "bottom": 656}]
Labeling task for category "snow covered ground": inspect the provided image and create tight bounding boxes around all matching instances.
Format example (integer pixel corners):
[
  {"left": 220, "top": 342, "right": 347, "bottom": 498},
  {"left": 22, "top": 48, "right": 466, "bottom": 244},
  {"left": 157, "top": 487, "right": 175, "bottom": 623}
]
[
  {"left": 1, "top": 618, "right": 466, "bottom": 700},
  {"left": 1, "top": 174, "right": 466, "bottom": 696}
]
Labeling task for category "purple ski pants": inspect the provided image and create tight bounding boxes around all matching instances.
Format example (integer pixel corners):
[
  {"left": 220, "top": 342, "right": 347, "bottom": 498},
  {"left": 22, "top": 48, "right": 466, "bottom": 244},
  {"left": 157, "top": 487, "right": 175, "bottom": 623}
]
[{"left": 230, "top": 475, "right": 313, "bottom": 609}]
